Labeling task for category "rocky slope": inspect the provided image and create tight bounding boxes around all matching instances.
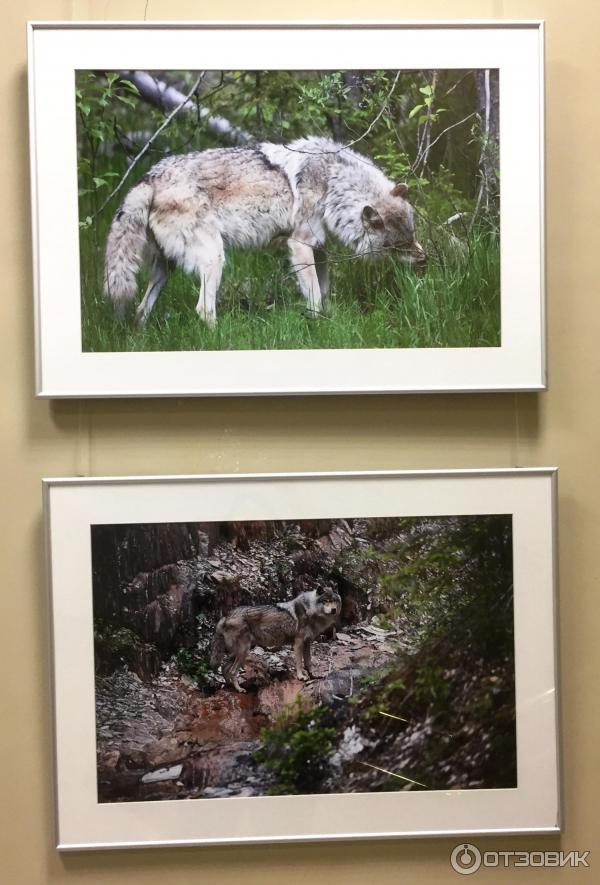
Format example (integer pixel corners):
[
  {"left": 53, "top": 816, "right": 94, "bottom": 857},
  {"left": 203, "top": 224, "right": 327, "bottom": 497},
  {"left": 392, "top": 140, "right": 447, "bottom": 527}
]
[{"left": 96, "top": 622, "right": 400, "bottom": 801}]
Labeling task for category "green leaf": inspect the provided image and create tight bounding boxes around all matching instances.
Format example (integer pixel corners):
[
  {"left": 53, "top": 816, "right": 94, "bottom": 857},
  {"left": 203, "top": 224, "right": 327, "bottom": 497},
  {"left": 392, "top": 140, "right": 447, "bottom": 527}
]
[
  {"left": 92, "top": 177, "right": 108, "bottom": 189},
  {"left": 116, "top": 94, "right": 136, "bottom": 108},
  {"left": 120, "top": 79, "right": 140, "bottom": 95},
  {"left": 419, "top": 84, "right": 434, "bottom": 96},
  {"left": 408, "top": 104, "right": 424, "bottom": 119}
]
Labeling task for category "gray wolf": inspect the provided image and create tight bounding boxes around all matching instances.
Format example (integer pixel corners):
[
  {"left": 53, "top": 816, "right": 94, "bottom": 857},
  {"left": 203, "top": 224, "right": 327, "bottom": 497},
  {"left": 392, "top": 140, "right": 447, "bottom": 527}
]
[
  {"left": 103, "top": 136, "right": 426, "bottom": 326},
  {"left": 210, "top": 586, "right": 342, "bottom": 693}
]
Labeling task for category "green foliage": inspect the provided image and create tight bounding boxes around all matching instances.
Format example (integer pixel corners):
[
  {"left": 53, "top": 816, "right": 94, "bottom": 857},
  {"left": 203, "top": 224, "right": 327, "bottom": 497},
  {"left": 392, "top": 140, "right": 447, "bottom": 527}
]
[
  {"left": 174, "top": 612, "right": 220, "bottom": 690},
  {"left": 173, "top": 648, "right": 215, "bottom": 690},
  {"left": 379, "top": 515, "right": 514, "bottom": 657},
  {"left": 252, "top": 699, "right": 337, "bottom": 795},
  {"left": 76, "top": 72, "right": 139, "bottom": 227},
  {"left": 94, "top": 621, "right": 142, "bottom": 672},
  {"left": 340, "top": 515, "right": 516, "bottom": 790}
]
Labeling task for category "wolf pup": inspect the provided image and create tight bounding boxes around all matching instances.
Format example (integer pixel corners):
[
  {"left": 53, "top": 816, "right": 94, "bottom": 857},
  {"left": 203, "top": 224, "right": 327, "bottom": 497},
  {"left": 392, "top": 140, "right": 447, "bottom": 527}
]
[
  {"left": 210, "top": 586, "right": 342, "bottom": 693},
  {"left": 103, "top": 136, "right": 426, "bottom": 326}
]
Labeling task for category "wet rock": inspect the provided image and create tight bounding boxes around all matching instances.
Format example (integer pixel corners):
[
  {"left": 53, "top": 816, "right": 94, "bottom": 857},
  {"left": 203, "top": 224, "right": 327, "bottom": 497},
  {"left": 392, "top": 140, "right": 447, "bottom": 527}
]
[{"left": 141, "top": 764, "right": 183, "bottom": 784}]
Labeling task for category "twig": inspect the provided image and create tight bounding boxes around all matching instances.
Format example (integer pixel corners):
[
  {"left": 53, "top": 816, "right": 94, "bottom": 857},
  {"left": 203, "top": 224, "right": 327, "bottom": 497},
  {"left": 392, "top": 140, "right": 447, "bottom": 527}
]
[
  {"left": 411, "top": 112, "right": 478, "bottom": 175},
  {"left": 93, "top": 73, "right": 205, "bottom": 218},
  {"left": 358, "top": 761, "right": 428, "bottom": 789},
  {"left": 414, "top": 71, "right": 438, "bottom": 173},
  {"left": 343, "top": 70, "right": 401, "bottom": 150}
]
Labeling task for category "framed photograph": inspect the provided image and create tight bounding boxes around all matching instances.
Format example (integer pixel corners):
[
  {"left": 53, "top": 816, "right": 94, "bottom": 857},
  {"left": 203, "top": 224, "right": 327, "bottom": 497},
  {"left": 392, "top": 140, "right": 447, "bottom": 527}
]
[
  {"left": 44, "top": 468, "right": 559, "bottom": 849},
  {"left": 29, "top": 21, "right": 545, "bottom": 397}
]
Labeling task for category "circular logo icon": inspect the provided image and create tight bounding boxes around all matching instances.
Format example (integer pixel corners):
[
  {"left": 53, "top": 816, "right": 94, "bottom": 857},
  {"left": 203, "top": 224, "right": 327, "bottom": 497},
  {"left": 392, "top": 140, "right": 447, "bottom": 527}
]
[{"left": 450, "top": 843, "right": 482, "bottom": 875}]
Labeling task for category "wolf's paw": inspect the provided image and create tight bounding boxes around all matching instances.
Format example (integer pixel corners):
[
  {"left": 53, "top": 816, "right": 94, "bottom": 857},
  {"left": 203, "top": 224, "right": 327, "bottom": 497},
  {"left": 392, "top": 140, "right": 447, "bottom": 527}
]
[
  {"left": 304, "top": 310, "right": 326, "bottom": 322},
  {"left": 197, "top": 309, "right": 217, "bottom": 328}
]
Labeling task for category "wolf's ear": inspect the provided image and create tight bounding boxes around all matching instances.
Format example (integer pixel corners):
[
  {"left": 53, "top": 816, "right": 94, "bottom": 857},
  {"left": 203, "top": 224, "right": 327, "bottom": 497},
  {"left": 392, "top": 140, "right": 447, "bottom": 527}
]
[
  {"left": 362, "top": 205, "right": 385, "bottom": 230},
  {"left": 391, "top": 182, "right": 408, "bottom": 199}
]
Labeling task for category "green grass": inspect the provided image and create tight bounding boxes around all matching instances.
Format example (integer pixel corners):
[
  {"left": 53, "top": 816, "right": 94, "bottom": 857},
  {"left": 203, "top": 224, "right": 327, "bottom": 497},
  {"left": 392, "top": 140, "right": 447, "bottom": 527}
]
[{"left": 80, "top": 216, "right": 500, "bottom": 353}]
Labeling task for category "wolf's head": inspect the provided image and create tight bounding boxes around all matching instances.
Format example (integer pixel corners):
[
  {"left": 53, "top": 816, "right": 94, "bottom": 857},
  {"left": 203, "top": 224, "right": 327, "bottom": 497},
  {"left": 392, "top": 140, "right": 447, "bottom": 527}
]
[
  {"left": 361, "top": 183, "right": 426, "bottom": 269},
  {"left": 316, "top": 585, "right": 342, "bottom": 617}
]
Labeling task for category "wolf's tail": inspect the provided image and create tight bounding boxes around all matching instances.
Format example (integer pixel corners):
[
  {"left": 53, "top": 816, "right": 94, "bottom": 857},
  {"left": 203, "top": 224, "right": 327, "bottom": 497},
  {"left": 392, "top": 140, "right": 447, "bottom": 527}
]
[
  {"left": 210, "top": 617, "right": 227, "bottom": 669},
  {"left": 103, "top": 179, "right": 154, "bottom": 317}
]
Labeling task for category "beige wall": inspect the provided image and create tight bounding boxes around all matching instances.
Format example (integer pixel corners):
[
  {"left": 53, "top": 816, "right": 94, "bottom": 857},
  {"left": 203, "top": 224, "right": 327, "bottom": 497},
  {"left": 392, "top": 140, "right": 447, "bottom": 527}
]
[{"left": 1, "top": 0, "right": 598, "bottom": 881}]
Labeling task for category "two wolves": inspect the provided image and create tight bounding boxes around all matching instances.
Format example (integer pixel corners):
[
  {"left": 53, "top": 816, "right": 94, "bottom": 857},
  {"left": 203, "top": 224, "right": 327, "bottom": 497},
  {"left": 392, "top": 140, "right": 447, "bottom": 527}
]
[
  {"left": 210, "top": 586, "right": 342, "bottom": 693},
  {"left": 103, "top": 136, "right": 426, "bottom": 326}
]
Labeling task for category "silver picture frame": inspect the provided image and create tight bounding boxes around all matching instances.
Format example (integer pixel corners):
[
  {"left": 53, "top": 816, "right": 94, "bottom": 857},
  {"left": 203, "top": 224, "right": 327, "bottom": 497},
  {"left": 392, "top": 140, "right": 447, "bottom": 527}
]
[
  {"left": 28, "top": 20, "right": 545, "bottom": 397},
  {"left": 43, "top": 468, "right": 560, "bottom": 849}
]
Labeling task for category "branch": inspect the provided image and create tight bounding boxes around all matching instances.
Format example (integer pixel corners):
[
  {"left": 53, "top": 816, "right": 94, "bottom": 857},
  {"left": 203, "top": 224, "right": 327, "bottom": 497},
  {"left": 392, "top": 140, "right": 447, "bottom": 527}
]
[
  {"left": 117, "top": 70, "right": 251, "bottom": 145},
  {"left": 94, "top": 74, "right": 205, "bottom": 218}
]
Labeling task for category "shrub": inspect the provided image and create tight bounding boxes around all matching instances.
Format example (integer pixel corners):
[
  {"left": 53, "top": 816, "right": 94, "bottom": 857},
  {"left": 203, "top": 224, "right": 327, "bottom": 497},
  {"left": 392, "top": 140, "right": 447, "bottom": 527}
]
[{"left": 253, "top": 699, "right": 337, "bottom": 795}]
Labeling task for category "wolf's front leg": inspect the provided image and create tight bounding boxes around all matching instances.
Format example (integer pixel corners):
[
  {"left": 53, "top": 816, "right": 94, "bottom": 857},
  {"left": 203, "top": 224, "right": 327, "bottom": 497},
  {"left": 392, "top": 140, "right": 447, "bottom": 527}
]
[
  {"left": 303, "top": 638, "right": 314, "bottom": 679},
  {"left": 223, "top": 656, "right": 247, "bottom": 693},
  {"left": 293, "top": 634, "right": 309, "bottom": 680},
  {"left": 314, "top": 248, "right": 329, "bottom": 307},
  {"left": 287, "top": 237, "right": 322, "bottom": 315}
]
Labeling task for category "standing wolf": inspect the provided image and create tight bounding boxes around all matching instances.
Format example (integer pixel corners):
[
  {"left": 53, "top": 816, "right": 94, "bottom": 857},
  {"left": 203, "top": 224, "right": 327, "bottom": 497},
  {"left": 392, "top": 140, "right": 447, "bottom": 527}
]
[
  {"left": 210, "top": 586, "right": 342, "bottom": 693},
  {"left": 103, "top": 136, "right": 426, "bottom": 326}
]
